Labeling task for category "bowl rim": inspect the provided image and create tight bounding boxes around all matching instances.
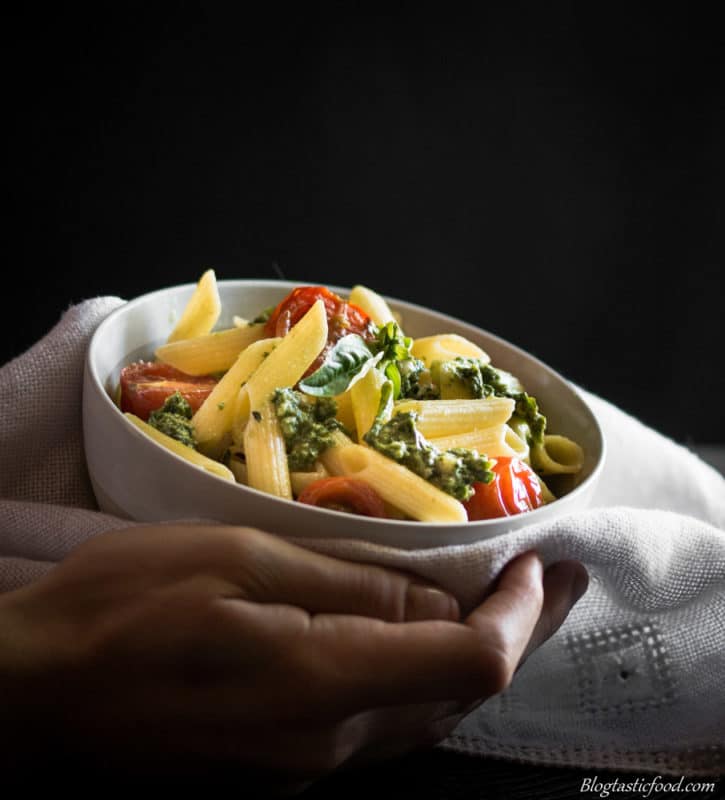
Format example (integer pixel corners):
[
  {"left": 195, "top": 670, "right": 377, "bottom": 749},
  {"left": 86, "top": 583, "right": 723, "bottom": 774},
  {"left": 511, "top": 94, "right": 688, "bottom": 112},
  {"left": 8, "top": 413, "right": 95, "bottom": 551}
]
[{"left": 86, "top": 278, "right": 607, "bottom": 529}]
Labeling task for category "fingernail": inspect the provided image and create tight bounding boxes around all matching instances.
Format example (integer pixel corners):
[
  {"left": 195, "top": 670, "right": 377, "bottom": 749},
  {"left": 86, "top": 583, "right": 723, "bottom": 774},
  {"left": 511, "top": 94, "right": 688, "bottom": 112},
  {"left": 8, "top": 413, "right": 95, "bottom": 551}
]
[{"left": 405, "top": 584, "right": 460, "bottom": 622}]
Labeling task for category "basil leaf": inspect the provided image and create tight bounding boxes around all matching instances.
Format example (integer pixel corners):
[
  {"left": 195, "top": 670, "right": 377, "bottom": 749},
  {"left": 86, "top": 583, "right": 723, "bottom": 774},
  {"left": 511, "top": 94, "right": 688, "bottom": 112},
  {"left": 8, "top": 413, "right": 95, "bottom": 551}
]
[
  {"left": 299, "top": 334, "right": 376, "bottom": 396},
  {"left": 372, "top": 321, "right": 413, "bottom": 362}
]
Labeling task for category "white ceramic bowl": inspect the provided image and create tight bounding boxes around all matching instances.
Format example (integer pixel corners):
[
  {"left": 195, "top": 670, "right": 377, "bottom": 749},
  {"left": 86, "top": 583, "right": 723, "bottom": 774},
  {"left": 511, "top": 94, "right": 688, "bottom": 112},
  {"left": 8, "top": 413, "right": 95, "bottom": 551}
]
[{"left": 83, "top": 280, "right": 605, "bottom": 549}]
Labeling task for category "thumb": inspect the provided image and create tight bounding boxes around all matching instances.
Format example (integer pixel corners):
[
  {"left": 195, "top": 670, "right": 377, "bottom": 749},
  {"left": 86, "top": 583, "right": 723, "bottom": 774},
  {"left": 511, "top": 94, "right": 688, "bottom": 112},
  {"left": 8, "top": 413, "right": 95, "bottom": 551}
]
[{"left": 518, "top": 559, "right": 589, "bottom": 667}]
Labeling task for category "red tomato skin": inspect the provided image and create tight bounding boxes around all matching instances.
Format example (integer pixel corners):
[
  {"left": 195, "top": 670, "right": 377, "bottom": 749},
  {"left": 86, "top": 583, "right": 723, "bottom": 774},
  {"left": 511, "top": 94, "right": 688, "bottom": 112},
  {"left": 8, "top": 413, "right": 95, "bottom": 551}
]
[
  {"left": 264, "top": 286, "right": 375, "bottom": 375},
  {"left": 297, "top": 476, "right": 387, "bottom": 518},
  {"left": 265, "top": 286, "right": 341, "bottom": 338},
  {"left": 464, "top": 457, "right": 544, "bottom": 521},
  {"left": 119, "top": 362, "right": 217, "bottom": 421}
]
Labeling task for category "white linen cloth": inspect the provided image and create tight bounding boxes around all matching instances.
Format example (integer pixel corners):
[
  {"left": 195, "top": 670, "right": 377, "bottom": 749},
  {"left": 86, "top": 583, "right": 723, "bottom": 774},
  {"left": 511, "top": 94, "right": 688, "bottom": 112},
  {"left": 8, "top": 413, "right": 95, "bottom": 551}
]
[{"left": 1, "top": 299, "right": 724, "bottom": 777}]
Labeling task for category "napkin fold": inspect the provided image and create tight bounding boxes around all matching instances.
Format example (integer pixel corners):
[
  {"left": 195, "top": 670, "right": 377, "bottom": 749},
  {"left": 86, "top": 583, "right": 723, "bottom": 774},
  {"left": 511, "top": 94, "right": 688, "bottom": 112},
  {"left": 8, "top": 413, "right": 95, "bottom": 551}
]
[{"left": 1, "top": 298, "right": 723, "bottom": 776}]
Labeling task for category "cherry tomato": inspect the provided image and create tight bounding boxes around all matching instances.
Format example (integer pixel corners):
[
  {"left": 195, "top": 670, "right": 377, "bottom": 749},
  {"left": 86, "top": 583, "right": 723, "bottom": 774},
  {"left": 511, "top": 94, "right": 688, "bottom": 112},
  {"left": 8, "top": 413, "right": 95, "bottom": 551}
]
[
  {"left": 264, "top": 286, "right": 375, "bottom": 374},
  {"left": 463, "top": 457, "right": 544, "bottom": 521},
  {"left": 297, "top": 476, "right": 388, "bottom": 518},
  {"left": 119, "top": 361, "right": 217, "bottom": 421}
]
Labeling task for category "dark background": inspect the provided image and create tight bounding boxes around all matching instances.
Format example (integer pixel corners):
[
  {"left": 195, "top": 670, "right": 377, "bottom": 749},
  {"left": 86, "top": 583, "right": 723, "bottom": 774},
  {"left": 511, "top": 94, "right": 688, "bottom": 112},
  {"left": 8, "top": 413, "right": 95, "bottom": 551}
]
[{"left": 6, "top": 6, "right": 724, "bottom": 444}]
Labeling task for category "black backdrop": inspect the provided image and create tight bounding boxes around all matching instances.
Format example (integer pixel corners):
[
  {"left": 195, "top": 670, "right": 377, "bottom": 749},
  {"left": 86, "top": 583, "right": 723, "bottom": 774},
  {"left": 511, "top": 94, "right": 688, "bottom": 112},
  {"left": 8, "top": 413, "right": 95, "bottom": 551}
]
[{"left": 6, "top": 6, "right": 724, "bottom": 443}]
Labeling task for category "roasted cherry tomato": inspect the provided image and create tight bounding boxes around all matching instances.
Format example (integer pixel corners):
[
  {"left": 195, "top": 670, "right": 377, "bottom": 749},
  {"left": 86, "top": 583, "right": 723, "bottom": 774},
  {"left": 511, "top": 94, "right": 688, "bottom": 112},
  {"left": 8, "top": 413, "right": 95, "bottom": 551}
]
[
  {"left": 265, "top": 286, "right": 375, "bottom": 374},
  {"left": 463, "top": 456, "right": 544, "bottom": 521},
  {"left": 119, "top": 361, "right": 217, "bottom": 421},
  {"left": 297, "top": 476, "right": 388, "bottom": 518}
]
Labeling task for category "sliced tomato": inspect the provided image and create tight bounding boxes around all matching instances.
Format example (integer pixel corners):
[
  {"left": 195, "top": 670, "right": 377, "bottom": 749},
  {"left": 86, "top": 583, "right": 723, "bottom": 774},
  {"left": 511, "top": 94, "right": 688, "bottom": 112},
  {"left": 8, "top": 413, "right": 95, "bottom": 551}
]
[
  {"left": 264, "top": 286, "right": 375, "bottom": 375},
  {"left": 463, "top": 457, "right": 544, "bottom": 521},
  {"left": 265, "top": 286, "right": 339, "bottom": 337},
  {"left": 119, "top": 361, "right": 217, "bottom": 421},
  {"left": 297, "top": 476, "right": 387, "bottom": 518}
]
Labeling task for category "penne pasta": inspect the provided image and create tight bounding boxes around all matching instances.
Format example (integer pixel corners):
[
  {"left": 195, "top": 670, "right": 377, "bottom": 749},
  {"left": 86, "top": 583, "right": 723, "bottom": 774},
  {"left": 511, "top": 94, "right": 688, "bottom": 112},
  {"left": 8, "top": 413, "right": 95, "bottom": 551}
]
[
  {"left": 394, "top": 397, "right": 515, "bottom": 438},
  {"left": 348, "top": 285, "right": 396, "bottom": 326},
  {"left": 167, "top": 269, "right": 222, "bottom": 343},
  {"left": 192, "top": 337, "right": 281, "bottom": 457},
  {"left": 531, "top": 434, "right": 584, "bottom": 475},
  {"left": 243, "top": 399, "right": 293, "bottom": 499},
  {"left": 320, "top": 432, "right": 467, "bottom": 523},
  {"left": 504, "top": 425, "right": 530, "bottom": 462},
  {"left": 155, "top": 324, "right": 267, "bottom": 375},
  {"left": 118, "top": 276, "right": 586, "bottom": 527},
  {"left": 228, "top": 454, "right": 248, "bottom": 485},
  {"left": 537, "top": 474, "right": 557, "bottom": 504},
  {"left": 125, "top": 413, "right": 234, "bottom": 481},
  {"left": 290, "top": 463, "right": 329, "bottom": 496},
  {"left": 429, "top": 424, "right": 517, "bottom": 458},
  {"left": 334, "top": 389, "right": 357, "bottom": 435},
  {"left": 233, "top": 300, "right": 328, "bottom": 438},
  {"left": 351, "top": 366, "right": 386, "bottom": 441},
  {"left": 411, "top": 333, "right": 490, "bottom": 366}
]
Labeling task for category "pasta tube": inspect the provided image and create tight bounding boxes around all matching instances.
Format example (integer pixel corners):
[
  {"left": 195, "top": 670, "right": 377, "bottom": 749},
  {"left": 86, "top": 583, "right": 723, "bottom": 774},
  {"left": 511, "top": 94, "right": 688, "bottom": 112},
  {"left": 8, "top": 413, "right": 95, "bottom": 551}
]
[
  {"left": 290, "top": 463, "right": 329, "bottom": 496},
  {"left": 531, "top": 434, "right": 584, "bottom": 475},
  {"left": 394, "top": 397, "right": 515, "bottom": 438},
  {"left": 228, "top": 454, "right": 248, "bottom": 485},
  {"left": 351, "top": 366, "right": 386, "bottom": 441},
  {"left": 155, "top": 324, "right": 267, "bottom": 375},
  {"left": 243, "top": 399, "right": 293, "bottom": 499},
  {"left": 125, "top": 413, "right": 234, "bottom": 481},
  {"left": 429, "top": 425, "right": 517, "bottom": 458},
  {"left": 537, "top": 475, "right": 557, "bottom": 504},
  {"left": 334, "top": 389, "right": 357, "bottom": 435},
  {"left": 348, "top": 285, "right": 396, "bottom": 326},
  {"left": 192, "top": 337, "right": 281, "bottom": 457},
  {"left": 320, "top": 432, "right": 467, "bottom": 523},
  {"left": 167, "top": 269, "right": 221, "bottom": 343},
  {"left": 232, "top": 300, "right": 328, "bottom": 437},
  {"left": 411, "top": 334, "right": 489, "bottom": 366},
  {"left": 504, "top": 425, "right": 530, "bottom": 462}
]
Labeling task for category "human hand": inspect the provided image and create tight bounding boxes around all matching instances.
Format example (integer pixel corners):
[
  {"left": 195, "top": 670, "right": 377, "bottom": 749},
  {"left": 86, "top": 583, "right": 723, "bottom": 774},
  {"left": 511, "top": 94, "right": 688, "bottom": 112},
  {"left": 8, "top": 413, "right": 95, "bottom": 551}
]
[{"left": 0, "top": 524, "right": 586, "bottom": 790}]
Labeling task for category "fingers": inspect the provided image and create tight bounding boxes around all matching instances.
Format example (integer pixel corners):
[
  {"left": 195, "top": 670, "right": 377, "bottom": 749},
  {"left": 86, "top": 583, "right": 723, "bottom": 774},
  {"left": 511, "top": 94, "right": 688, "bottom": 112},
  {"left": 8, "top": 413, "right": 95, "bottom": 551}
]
[
  {"left": 226, "top": 528, "right": 461, "bottom": 623},
  {"left": 70, "top": 524, "right": 583, "bottom": 719},
  {"left": 135, "top": 525, "right": 459, "bottom": 624},
  {"left": 465, "top": 550, "right": 544, "bottom": 666},
  {"left": 85, "top": 524, "right": 459, "bottom": 625},
  {"left": 302, "top": 552, "right": 548, "bottom": 710},
  {"left": 519, "top": 559, "right": 588, "bottom": 666}
]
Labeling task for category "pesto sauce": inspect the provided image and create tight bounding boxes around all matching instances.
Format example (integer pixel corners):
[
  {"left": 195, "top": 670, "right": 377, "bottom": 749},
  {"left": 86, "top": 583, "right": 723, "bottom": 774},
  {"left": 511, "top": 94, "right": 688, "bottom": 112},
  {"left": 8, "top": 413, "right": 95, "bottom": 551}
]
[
  {"left": 397, "top": 358, "right": 440, "bottom": 400},
  {"left": 363, "top": 412, "right": 492, "bottom": 501},
  {"left": 272, "top": 388, "right": 342, "bottom": 471},
  {"left": 432, "top": 359, "right": 485, "bottom": 399},
  {"left": 431, "top": 358, "right": 547, "bottom": 446},
  {"left": 250, "top": 305, "right": 275, "bottom": 324},
  {"left": 147, "top": 392, "right": 197, "bottom": 449},
  {"left": 511, "top": 394, "right": 546, "bottom": 446}
]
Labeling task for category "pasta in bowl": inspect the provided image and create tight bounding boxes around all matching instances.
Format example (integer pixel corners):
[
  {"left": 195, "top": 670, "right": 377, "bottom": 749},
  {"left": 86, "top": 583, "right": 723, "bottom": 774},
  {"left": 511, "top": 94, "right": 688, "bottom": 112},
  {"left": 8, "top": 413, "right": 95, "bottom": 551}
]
[{"left": 83, "top": 274, "right": 605, "bottom": 548}]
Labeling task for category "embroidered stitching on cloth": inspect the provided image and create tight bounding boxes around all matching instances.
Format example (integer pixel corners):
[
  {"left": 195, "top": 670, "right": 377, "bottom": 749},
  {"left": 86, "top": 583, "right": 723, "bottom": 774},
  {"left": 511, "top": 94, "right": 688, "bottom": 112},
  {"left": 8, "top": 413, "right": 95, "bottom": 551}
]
[{"left": 566, "top": 622, "right": 678, "bottom": 715}]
